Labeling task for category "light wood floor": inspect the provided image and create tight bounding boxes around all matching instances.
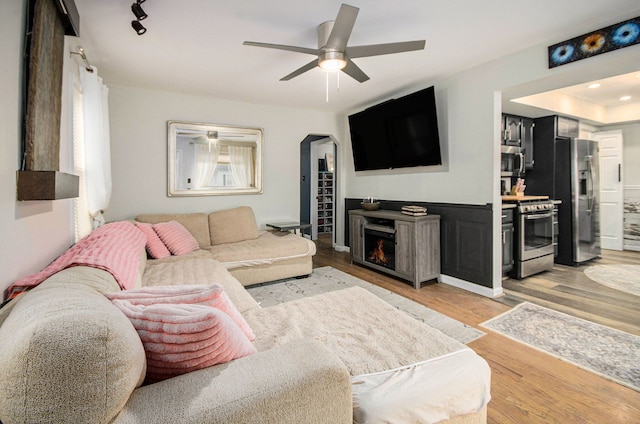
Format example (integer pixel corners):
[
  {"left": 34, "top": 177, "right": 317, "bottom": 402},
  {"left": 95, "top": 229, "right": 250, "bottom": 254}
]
[{"left": 313, "top": 233, "right": 640, "bottom": 424}]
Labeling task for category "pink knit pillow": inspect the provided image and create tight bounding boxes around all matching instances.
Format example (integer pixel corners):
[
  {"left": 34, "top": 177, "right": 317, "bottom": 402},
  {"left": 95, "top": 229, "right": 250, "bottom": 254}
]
[
  {"left": 135, "top": 222, "right": 171, "bottom": 259},
  {"left": 111, "top": 300, "right": 256, "bottom": 383},
  {"left": 105, "top": 284, "right": 255, "bottom": 341},
  {"left": 152, "top": 221, "right": 199, "bottom": 256}
]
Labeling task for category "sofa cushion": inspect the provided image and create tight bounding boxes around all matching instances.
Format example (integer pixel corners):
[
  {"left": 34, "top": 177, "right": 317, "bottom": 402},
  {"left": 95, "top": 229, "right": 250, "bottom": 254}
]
[
  {"left": 0, "top": 267, "right": 146, "bottom": 424},
  {"left": 205, "top": 231, "right": 316, "bottom": 268},
  {"left": 208, "top": 206, "right": 260, "bottom": 245},
  {"left": 112, "top": 300, "right": 257, "bottom": 383},
  {"left": 136, "top": 213, "right": 211, "bottom": 248},
  {"left": 136, "top": 222, "right": 171, "bottom": 259},
  {"left": 153, "top": 221, "right": 200, "bottom": 256},
  {"left": 141, "top": 256, "right": 260, "bottom": 314},
  {"left": 105, "top": 284, "right": 255, "bottom": 341}
]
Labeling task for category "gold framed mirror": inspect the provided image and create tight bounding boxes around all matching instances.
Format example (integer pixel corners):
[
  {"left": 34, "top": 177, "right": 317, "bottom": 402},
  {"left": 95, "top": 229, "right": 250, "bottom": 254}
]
[{"left": 167, "top": 121, "right": 263, "bottom": 196}]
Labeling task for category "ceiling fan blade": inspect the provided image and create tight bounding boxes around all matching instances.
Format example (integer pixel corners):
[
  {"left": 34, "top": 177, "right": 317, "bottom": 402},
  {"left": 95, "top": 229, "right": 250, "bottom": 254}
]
[
  {"left": 324, "top": 4, "right": 359, "bottom": 51},
  {"left": 280, "top": 59, "right": 320, "bottom": 81},
  {"left": 347, "top": 40, "right": 425, "bottom": 58},
  {"left": 342, "top": 60, "right": 369, "bottom": 83},
  {"left": 243, "top": 41, "right": 319, "bottom": 56}
]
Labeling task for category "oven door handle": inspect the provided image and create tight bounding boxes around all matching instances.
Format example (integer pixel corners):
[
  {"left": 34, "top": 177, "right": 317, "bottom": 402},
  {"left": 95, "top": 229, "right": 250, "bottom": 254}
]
[{"left": 524, "top": 212, "right": 553, "bottom": 220}]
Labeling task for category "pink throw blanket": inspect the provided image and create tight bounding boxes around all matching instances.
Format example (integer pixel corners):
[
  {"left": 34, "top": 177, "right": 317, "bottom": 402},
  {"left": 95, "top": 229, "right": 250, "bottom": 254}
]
[{"left": 7, "top": 221, "right": 146, "bottom": 300}]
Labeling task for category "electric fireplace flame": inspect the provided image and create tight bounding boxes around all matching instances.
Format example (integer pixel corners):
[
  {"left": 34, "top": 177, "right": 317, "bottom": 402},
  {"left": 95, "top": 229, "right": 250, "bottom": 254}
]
[
  {"left": 364, "top": 229, "right": 395, "bottom": 271},
  {"left": 368, "top": 239, "right": 389, "bottom": 265}
]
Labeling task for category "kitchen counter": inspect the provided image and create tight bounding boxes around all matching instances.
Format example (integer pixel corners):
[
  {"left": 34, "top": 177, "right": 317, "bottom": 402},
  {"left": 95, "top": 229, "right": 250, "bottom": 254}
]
[{"left": 502, "top": 195, "right": 549, "bottom": 202}]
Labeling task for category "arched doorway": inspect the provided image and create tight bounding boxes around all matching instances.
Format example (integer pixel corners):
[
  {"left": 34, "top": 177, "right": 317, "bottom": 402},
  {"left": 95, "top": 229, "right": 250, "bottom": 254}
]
[{"left": 300, "top": 135, "right": 338, "bottom": 243}]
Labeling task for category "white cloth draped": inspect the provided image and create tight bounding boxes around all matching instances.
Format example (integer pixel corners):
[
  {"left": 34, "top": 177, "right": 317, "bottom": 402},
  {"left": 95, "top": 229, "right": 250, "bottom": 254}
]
[
  {"left": 79, "top": 65, "right": 111, "bottom": 228},
  {"left": 193, "top": 142, "right": 220, "bottom": 188},
  {"left": 229, "top": 145, "right": 253, "bottom": 187}
]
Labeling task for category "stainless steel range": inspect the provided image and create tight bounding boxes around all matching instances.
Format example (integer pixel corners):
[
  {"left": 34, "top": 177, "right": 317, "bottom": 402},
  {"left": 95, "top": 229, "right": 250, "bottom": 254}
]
[{"left": 514, "top": 199, "right": 555, "bottom": 279}]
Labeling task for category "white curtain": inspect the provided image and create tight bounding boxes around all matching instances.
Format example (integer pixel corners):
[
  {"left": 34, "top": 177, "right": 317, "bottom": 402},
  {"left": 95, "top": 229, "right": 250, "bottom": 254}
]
[
  {"left": 80, "top": 65, "right": 111, "bottom": 228},
  {"left": 193, "top": 142, "right": 220, "bottom": 188},
  {"left": 72, "top": 77, "right": 92, "bottom": 241},
  {"left": 229, "top": 145, "right": 253, "bottom": 187}
]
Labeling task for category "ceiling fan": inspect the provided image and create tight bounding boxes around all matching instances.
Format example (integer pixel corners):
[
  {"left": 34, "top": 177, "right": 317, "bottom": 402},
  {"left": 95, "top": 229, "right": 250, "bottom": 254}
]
[{"left": 243, "top": 3, "right": 425, "bottom": 83}]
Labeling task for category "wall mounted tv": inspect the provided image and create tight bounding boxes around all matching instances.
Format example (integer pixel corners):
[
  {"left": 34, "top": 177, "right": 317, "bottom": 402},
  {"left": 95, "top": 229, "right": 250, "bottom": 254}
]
[{"left": 348, "top": 86, "right": 441, "bottom": 171}]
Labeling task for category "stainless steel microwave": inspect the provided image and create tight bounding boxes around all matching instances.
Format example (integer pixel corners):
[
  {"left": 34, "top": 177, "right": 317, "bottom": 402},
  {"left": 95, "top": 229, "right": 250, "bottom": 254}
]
[{"left": 501, "top": 146, "right": 525, "bottom": 177}]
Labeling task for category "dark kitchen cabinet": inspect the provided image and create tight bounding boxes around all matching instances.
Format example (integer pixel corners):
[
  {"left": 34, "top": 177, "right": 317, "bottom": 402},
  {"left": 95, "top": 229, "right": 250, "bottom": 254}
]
[
  {"left": 502, "top": 209, "right": 514, "bottom": 274},
  {"left": 521, "top": 117, "right": 535, "bottom": 170},
  {"left": 502, "top": 114, "right": 522, "bottom": 146},
  {"left": 502, "top": 114, "right": 535, "bottom": 171},
  {"left": 556, "top": 116, "right": 579, "bottom": 138}
]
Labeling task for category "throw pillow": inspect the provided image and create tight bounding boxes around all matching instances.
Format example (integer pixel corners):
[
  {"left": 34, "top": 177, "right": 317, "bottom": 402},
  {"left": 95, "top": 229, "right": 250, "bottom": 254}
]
[
  {"left": 135, "top": 222, "right": 171, "bottom": 259},
  {"left": 105, "top": 284, "right": 255, "bottom": 341},
  {"left": 208, "top": 206, "right": 260, "bottom": 245},
  {"left": 111, "top": 300, "right": 256, "bottom": 383},
  {"left": 153, "top": 221, "right": 199, "bottom": 256}
]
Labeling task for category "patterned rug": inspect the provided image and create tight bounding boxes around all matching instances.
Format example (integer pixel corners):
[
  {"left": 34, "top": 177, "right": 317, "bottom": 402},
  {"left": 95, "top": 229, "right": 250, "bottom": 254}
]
[
  {"left": 246, "top": 266, "right": 485, "bottom": 344},
  {"left": 584, "top": 264, "right": 640, "bottom": 296},
  {"left": 481, "top": 302, "right": 640, "bottom": 392}
]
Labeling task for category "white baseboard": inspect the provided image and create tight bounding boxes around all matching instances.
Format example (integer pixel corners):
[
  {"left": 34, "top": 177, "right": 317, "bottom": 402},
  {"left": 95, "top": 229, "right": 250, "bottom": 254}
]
[
  {"left": 439, "top": 274, "right": 503, "bottom": 298},
  {"left": 333, "top": 245, "right": 350, "bottom": 253}
]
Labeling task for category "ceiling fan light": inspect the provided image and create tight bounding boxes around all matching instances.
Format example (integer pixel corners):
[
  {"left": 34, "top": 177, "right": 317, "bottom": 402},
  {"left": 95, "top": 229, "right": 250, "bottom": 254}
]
[{"left": 319, "top": 51, "right": 347, "bottom": 71}]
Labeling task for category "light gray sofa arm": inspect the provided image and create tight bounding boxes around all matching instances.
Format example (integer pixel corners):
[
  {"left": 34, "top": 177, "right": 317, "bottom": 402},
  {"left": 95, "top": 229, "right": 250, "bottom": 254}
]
[{"left": 114, "top": 339, "right": 353, "bottom": 424}]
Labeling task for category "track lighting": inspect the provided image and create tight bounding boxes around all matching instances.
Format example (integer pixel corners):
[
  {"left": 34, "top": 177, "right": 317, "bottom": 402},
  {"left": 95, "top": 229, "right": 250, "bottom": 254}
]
[
  {"left": 131, "top": 2, "right": 147, "bottom": 20},
  {"left": 130, "top": 1, "right": 148, "bottom": 35},
  {"left": 131, "top": 20, "right": 146, "bottom": 35}
]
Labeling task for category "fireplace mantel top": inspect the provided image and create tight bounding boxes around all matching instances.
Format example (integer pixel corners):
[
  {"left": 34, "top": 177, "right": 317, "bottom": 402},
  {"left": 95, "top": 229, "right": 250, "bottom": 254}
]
[{"left": 349, "top": 209, "right": 439, "bottom": 222}]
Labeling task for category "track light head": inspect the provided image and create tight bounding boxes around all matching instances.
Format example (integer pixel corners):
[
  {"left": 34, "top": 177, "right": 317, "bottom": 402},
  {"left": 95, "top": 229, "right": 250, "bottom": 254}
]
[
  {"left": 131, "top": 20, "right": 146, "bottom": 35},
  {"left": 131, "top": 3, "right": 147, "bottom": 20}
]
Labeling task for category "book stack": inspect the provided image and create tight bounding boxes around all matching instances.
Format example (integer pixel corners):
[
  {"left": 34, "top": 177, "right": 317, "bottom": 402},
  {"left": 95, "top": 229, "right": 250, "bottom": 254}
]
[{"left": 401, "top": 205, "right": 427, "bottom": 216}]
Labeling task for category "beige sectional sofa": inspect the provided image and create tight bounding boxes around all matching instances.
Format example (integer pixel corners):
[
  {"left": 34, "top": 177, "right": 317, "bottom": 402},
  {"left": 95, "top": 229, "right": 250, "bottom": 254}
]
[
  {"left": 0, "top": 206, "right": 490, "bottom": 423},
  {"left": 135, "top": 206, "right": 315, "bottom": 285}
]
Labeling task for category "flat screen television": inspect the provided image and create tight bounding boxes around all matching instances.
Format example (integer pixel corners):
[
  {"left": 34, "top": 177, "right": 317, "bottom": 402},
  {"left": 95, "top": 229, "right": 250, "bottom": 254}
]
[{"left": 348, "top": 86, "right": 441, "bottom": 171}]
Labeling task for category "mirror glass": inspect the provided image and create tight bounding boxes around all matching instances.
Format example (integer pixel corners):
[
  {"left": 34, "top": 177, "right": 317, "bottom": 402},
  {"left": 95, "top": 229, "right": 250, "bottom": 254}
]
[{"left": 168, "top": 121, "right": 263, "bottom": 196}]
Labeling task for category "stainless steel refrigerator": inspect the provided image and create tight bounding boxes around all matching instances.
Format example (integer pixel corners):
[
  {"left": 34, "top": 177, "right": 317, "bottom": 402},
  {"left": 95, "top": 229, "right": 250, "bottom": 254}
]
[
  {"left": 526, "top": 118, "right": 601, "bottom": 266},
  {"left": 568, "top": 139, "right": 601, "bottom": 263}
]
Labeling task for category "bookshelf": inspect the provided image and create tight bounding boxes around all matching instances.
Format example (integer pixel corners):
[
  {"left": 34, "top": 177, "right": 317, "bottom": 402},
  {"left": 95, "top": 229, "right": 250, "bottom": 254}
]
[{"left": 317, "top": 171, "right": 334, "bottom": 234}]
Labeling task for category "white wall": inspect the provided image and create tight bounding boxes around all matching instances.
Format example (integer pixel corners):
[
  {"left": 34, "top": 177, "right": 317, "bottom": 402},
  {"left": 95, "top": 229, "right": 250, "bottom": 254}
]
[
  {"left": 106, "top": 85, "right": 343, "bottom": 230},
  {"left": 0, "top": 1, "right": 77, "bottom": 295}
]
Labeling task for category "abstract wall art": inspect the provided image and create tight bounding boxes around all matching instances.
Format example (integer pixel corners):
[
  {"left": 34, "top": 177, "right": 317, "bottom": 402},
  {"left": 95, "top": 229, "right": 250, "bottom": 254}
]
[{"left": 548, "top": 16, "right": 639, "bottom": 68}]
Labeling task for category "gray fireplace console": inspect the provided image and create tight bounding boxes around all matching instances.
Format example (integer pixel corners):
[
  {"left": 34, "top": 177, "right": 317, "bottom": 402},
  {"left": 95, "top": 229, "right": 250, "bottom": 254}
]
[{"left": 349, "top": 209, "right": 440, "bottom": 289}]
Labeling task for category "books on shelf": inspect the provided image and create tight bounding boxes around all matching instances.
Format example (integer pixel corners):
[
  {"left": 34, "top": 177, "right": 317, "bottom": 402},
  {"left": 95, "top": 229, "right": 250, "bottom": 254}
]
[{"left": 401, "top": 205, "right": 427, "bottom": 216}]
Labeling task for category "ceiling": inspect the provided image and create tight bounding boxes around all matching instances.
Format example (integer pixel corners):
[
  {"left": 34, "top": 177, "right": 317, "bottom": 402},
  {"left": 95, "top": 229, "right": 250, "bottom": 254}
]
[
  {"left": 506, "top": 71, "right": 640, "bottom": 124},
  {"left": 556, "top": 72, "right": 640, "bottom": 107},
  {"left": 73, "top": 0, "right": 640, "bottom": 113}
]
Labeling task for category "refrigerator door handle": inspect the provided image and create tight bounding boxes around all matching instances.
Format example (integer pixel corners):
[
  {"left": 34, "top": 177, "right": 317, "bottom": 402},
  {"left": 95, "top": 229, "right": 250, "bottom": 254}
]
[{"left": 586, "top": 155, "right": 594, "bottom": 213}]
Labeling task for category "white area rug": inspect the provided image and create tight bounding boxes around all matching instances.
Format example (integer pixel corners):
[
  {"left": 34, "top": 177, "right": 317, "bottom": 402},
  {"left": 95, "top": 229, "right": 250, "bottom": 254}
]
[
  {"left": 246, "top": 266, "right": 485, "bottom": 344},
  {"left": 481, "top": 302, "right": 640, "bottom": 392},
  {"left": 584, "top": 264, "right": 640, "bottom": 296}
]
